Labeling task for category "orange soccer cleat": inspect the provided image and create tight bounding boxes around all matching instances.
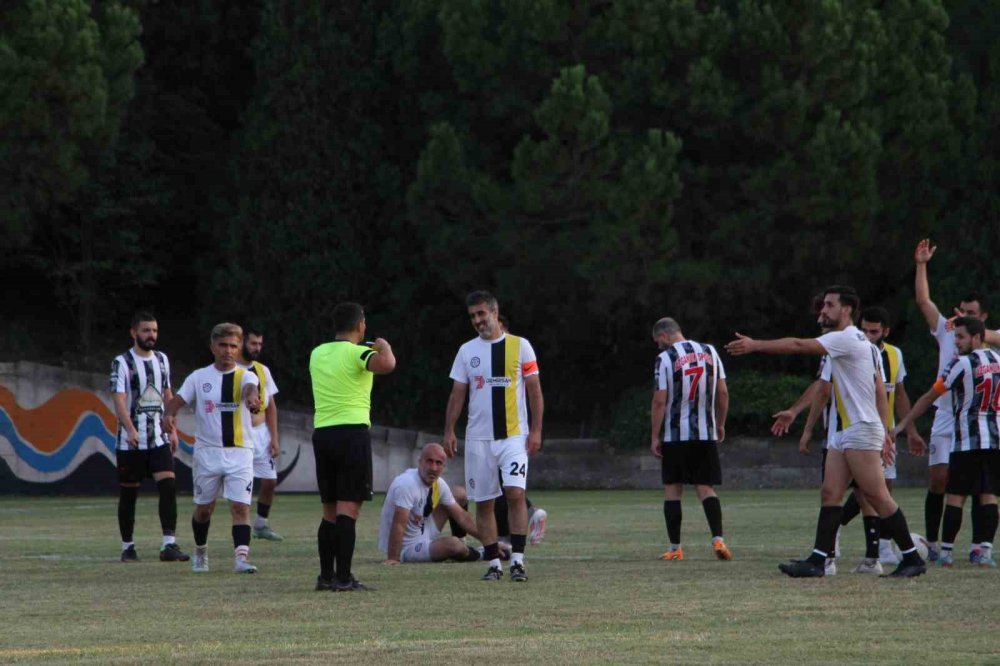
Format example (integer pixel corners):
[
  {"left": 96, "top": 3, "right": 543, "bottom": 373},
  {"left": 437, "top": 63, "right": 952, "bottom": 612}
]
[
  {"left": 659, "top": 548, "right": 684, "bottom": 561},
  {"left": 713, "top": 539, "right": 733, "bottom": 561}
]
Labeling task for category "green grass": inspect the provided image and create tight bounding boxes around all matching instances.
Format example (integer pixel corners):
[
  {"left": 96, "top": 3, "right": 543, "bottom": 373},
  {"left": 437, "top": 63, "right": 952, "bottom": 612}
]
[{"left": 2, "top": 489, "right": 1000, "bottom": 665}]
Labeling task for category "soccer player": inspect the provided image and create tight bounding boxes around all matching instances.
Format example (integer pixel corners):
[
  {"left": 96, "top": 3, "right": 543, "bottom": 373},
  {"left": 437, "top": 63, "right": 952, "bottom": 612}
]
[
  {"left": 109, "top": 312, "right": 189, "bottom": 563},
  {"left": 443, "top": 290, "right": 544, "bottom": 582},
  {"left": 894, "top": 317, "right": 1000, "bottom": 568},
  {"left": 237, "top": 328, "right": 283, "bottom": 541},
  {"left": 726, "top": 285, "right": 926, "bottom": 578},
  {"left": 650, "top": 317, "right": 732, "bottom": 561},
  {"left": 914, "top": 239, "right": 988, "bottom": 561},
  {"left": 310, "top": 303, "right": 396, "bottom": 592},
  {"left": 380, "top": 443, "right": 490, "bottom": 564},
  {"left": 164, "top": 323, "right": 261, "bottom": 574}
]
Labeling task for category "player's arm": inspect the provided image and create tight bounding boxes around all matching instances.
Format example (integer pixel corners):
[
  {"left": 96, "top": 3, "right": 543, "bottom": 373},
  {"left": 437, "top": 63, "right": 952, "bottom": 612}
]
[
  {"left": 725, "top": 334, "right": 826, "bottom": 356},
  {"left": 893, "top": 381, "right": 926, "bottom": 455},
  {"left": 266, "top": 397, "right": 279, "bottom": 457},
  {"left": 111, "top": 393, "right": 139, "bottom": 448},
  {"left": 366, "top": 338, "right": 396, "bottom": 374},
  {"left": 874, "top": 372, "right": 896, "bottom": 466},
  {"left": 442, "top": 381, "right": 468, "bottom": 458},
  {"left": 914, "top": 238, "right": 941, "bottom": 329},
  {"left": 384, "top": 506, "right": 410, "bottom": 565},
  {"left": 525, "top": 374, "right": 544, "bottom": 454},
  {"left": 799, "top": 381, "right": 831, "bottom": 454},
  {"left": 650, "top": 389, "right": 667, "bottom": 458},
  {"left": 714, "top": 378, "right": 728, "bottom": 443},
  {"left": 771, "top": 379, "right": 824, "bottom": 436},
  {"left": 163, "top": 394, "right": 187, "bottom": 437},
  {"left": 444, "top": 502, "right": 480, "bottom": 540}
]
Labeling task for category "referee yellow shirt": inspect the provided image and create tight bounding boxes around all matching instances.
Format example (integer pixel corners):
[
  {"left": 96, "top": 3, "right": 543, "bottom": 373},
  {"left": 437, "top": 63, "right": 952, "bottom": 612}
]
[{"left": 310, "top": 341, "right": 377, "bottom": 428}]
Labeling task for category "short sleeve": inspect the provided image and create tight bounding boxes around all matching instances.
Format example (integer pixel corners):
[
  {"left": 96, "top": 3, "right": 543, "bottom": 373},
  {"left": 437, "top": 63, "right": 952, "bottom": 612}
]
[
  {"left": 941, "top": 358, "right": 965, "bottom": 391},
  {"left": 449, "top": 350, "right": 468, "bottom": 384},
  {"left": 654, "top": 353, "right": 668, "bottom": 391},
  {"left": 932, "top": 314, "right": 947, "bottom": 338},
  {"left": 110, "top": 357, "right": 127, "bottom": 394},
  {"left": 817, "top": 356, "right": 832, "bottom": 382},
  {"left": 392, "top": 483, "right": 418, "bottom": 510},
  {"left": 710, "top": 345, "right": 726, "bottom": 380},
  {"left": 358, "top": 345, "right": 376, "bottom": 371},
  {"left": 438, "top": 478, "right": 456, "bottom": 506},
  {"left": 520, "top": 338, "right": 539, "bottom": 377},
  {"left": 161, "top": 355, "right": 172, "bottom": 390},
  {"left": 817, "top": 330, "right": 849, "bottom": 358},
  {"left": 242, "top": 370, "right": 259, "bottom": 391},
  {"left": 896, "top": 352, "right": 907, "bottom": 384},
  {"left": 177, "top": 373, "right": 197, "bottom": 404},
  {"left": 264, "top": 366, "right": 279, "bottom": 398}
]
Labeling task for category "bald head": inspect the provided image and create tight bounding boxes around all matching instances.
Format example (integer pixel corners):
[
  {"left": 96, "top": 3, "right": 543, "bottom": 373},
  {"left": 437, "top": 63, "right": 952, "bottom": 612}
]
[
  {"left": 421, "top": 442, "right": 446, "bottom": 461},
  {"left": 418, "top": 443, "right": 447, "bottom": 485}
]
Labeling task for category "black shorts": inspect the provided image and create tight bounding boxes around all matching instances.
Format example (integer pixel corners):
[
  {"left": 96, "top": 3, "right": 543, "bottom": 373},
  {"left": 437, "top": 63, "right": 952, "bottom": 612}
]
[
  {"left": 661, "top": 441, "right": 722, "bottom": 486},
  {"left": 313, "top": 425, "right": 373, "bottom": 504},
  {"left": 116, "top": 446, "right": 174, "bottom": 484},
  {"left": 946, "top": 449, "right": 1000, "bottom": 496}
]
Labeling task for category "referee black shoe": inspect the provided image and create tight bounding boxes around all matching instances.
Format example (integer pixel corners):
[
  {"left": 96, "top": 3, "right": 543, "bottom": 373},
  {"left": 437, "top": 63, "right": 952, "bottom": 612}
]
[
  {"left": 481, "top": 565, "right": 503, "bottom": 581},
  {"left": 882, "top": 558, "right": 927, "bottom": 579},
  {"left": 334, "top": 575, "right": 376, "bottom": 592},
  {"left": 778, "top": 559, "right": 824, "bottom": 578},
  {"left": 120, "top": 545, "right": 139, "bottom": 562},
  {"left": 315, "top": 576, "right": 335, "bottom": 591}
]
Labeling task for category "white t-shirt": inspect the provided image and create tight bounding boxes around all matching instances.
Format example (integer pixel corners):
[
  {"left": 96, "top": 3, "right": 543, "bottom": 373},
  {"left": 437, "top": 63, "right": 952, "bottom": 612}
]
[
  {"left": 237, "top": 361, "right": 279, "bottom": 412},
  {"left": 377, "top": 468, "right": 456, "bottom": 553},
  {"left": 449, "top": 333, "right": 539, "bottom": 440},
  {"left": 816, "top": 326, "right": 882, "bottom": 427},
  {"left": 176, "top": 364, "right": 259, "bottom": 449},
  {"left": 932, "top": 314, "right": 959, "bottom": 410}
]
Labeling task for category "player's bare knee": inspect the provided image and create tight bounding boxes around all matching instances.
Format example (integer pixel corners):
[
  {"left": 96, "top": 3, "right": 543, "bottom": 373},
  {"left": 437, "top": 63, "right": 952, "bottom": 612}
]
[
  {"left": 694, "top": 485, "right": 716, "bottom": 501},
  {"left": 193, "top": 504, "right": 213, "bottom": 522},
  {"left": 230, "top": 502, "right": 251, "bottom": 523},
  {"left": 452, "top": 484, "right": 468, "bottom": 507}
]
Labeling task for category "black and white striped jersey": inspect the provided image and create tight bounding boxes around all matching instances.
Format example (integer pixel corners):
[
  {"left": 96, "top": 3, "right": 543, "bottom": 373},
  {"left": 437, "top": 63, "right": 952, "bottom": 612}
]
[
  {"left": 110, "top": 349, "right": 172, "bottom": 450},
  {"left": 653, "top": 340, "right": 726, "bottom": 443},
  {"left": 935, "top": 349, "right": 1000, "bottom": 452}
]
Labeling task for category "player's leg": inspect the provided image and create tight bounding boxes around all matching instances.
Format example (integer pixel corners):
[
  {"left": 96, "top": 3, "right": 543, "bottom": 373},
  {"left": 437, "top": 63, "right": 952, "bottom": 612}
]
[
  {"left": 428, "top": 535, "right": 482, "bottom": 562},
  {"left": 222, "top": 449, "right": 256, "bottom": 573},
  {"left": 467, "top": 439, "right": 505, "bottom": 580},
  {"left": 660, "top": 443, "right": 685, "bottom": 559},
  {"left": 228, "top": 498, "right": 255, "bottom": 573},
  {"left": 445, "top": 484, "right": 470, "bottom": 538},
  {"left": 977, "top": 492, "right": 998, "bottom": 567},
  {"left": 877, "top": 461, "right": 899, "bottom": 566},
  {"left": 313, "top": 428, "right": 338, "bottom": 590},
  {"left": 497, "top": 436, "right": 530, "bottom": 581},
  {"left": 252, "top": 427, "right": 283, "bottom": 541},
  {"left": 328, "top": 426, "right": 374, "bottom": 591},
  {"left": 693, "top": 441, "right": 729, "bottom": 559},
  {"left": 115, "top": 449, "right": 142, "bottom": 561},
  {"left": 925, "top": 408, "right": 952, "bottom": 558},
  {"left": 190, "top": 448, "right": 220, "bottom": 573},
  {"left": 939, "top": 493, "right": 967, "bottom": 566},
  {"left": 852, "top": 491, "right": 884, "bottom": 573},
  {"left": 151, "top": 445, "right": 188, "bottom": 561}
]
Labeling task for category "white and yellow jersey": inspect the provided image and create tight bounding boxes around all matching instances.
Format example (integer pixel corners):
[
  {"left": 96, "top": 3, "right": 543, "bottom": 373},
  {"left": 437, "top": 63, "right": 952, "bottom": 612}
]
[
  {"left": 176, "top": 365, "right": 258, "bottom": 448},
  {"left": 449, "top": 333, "right": 539, "bottom": 440}
]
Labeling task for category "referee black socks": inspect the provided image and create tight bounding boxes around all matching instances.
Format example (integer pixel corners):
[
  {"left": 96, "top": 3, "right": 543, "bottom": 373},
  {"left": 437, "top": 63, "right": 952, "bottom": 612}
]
[
  {"left": 318, "top": 519, "right": 336, "bottom": 581},
  {"left": 118, "top": 485, "right": 138, "bottom": 543},
  {"left": 334, "top": 515, "right": 357, "bottom": 584}
]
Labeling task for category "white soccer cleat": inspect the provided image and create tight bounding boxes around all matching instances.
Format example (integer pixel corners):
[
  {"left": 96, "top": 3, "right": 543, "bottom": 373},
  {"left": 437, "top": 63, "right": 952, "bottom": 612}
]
[
  {"left": 528, "top": 508, "right": 547, "bottom": 545},
  {"left": 192, "top": 548, "right": 209, "bottom": 573},
  {"left": 879, "top": 541, "right": 901, "bottom": 566},
  {"left": 233, "top": 557, "right": 258, "bottom": 574},
  {"left": 824, "top": 558, "right": 837, "bottom": 576},
  {"left": 853, "top": 558, "right": 884, "bottom": 575}
]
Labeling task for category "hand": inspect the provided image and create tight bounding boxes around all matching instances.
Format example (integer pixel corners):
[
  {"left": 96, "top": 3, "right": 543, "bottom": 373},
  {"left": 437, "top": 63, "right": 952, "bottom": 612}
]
[
  {"left": 169, "top": 430, "right": 179, "bottom": 454},
  {"left": 126, "top": 426, "right": 139, "bottom": 449},
  {"left": 914, "top": 238, "right": 936, "bottom": 265},
  {"left": 724, "top": 332, "right": 756, "bottom": 356},
  {"left": 798, "top": 431, "right": 812, "bottom": 455},
  {"left": 882, "top": 433, "right": 896, "bottom": 466},
  {"left": 907, "top": 431, "right": 926, "bottom": 456},
  {"left": 650, "top": 439, "right": 662, "bottom": 458},
  {"left": 246, "top": 392, "right": 261, "bottom": 413},
  {"left": 717, "top": 424, "right": 725, "bottom": 444},
  {"left": 270, "top": 440, "right": 280, "bottom": 458},
  {"left": 442, "top": 432, "right": 458, "bottom": 458},
  {"left": 771, "top": 409, "right": 796, "bottom": 436},
  {"left": 527, "top": 431, "right": 542, "bottom": 455},
  {"left": 383, "top": 558, "right": 401, "bottom": 566},
  {"left": 372, "top": 337, "right": 391, "bottom": 353}
]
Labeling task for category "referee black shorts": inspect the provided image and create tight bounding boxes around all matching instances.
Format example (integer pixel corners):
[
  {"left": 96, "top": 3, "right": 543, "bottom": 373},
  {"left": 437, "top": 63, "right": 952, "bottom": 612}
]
[
  {"left": 661, "top": 441, "right": 722, "bottom": 486},
  {"left": 947, "top": 449, "right": 1000, "bottom": 496},
  {"left": 313, "top": 424, "right": 373, "bottom": 504},
  {"left": 116, "top": 446, "right": 174, "bottom": 484}
]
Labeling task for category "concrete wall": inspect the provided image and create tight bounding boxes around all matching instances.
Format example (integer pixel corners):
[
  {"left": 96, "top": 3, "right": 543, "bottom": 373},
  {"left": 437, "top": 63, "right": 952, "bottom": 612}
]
[{"left": 1, "top": 361, "right": 929, "bottom": 494}]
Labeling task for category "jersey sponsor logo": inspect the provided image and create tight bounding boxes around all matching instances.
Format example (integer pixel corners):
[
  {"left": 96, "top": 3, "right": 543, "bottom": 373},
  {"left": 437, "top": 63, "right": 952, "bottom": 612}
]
[
  {"left": 974, "top": 363, "right": 1000, "bottom": 378},
  {"left": 471, "top": 357, "right": 481, "bottom": 368},
  {"left": 202, "top": 383, "right": 212, "bottom": 393},
  {"left": 474, "top": 375, "right": 512, "bottom": 390},
  {"left": 136, "top": 384, "right": 164, "bottom": 414},
  {"left": 214, "top": 401, "right": 239, "bottom": 412},
  {"left": 672, "top": 351, "right": 713, "bottom": 371}
]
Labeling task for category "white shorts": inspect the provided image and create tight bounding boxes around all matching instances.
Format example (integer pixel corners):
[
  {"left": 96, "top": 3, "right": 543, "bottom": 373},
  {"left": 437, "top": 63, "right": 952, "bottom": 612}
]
[
  {"left": 192, "top": 446, "right": 254, "bottom": 506},
  {"left": 465, "top": 435, "right": 528, "bottom": 502},
  {"left": 838, "top": 422, "right": 885, "bottom": 452},
  {"left": 928, "top": 408, "right": 954, "bottom": 466},
  {"left": 251, "top": 425, "right": 277, "bottom": 480},
  {"left": 826, "top": 431, "right": 845, "bottom": 452},
  {"left": 400, "top": 522, "right": 441, "bottom": 563}
]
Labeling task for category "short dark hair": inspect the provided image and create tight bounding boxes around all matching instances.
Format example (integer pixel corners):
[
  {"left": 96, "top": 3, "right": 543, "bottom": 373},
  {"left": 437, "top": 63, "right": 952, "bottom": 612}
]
[
  {"left": 960, "top": 292, "right": 988, "bottom": 312},
  {"left": 955, "top": 316, "right": 986, "bottom": 339},
  {"left": 466, "top": 290, "right": 498, "bottom": 310},
  {"left": 823, "top": 285, "right": 860, "bottom": 314},
  {"left": 131, "top": 311, "right": 156, "bottom": 328},
  {"left": 860, "top": 307, "right": 891, "bottom": 328},
  {"left": 245, "top": 326, "right": 264, "bottom": 338},
  {"left": 333, "top": 302, "right": 365, "bottom": 333},
  {"left": 811, "top": 293, "right": 825, "bottom": 315}
]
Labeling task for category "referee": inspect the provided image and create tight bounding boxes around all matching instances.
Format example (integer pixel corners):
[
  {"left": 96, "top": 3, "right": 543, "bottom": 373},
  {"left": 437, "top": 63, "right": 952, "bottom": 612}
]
[{"left": 310, "top": 303, "right": 395, "bottom": 592}]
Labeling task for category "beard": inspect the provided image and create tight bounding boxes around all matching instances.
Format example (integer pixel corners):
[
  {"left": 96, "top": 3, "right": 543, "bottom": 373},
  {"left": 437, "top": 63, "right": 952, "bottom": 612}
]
[
  {"left": 243, "top": 345, "right": 259, "bottom": 361},
  {"left": 137, "top": 337, "right": 156, "bottom": 351}
]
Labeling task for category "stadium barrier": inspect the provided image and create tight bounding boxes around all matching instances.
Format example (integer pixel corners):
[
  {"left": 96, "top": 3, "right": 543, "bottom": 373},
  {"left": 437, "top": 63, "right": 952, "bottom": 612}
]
[{"left": 1, "top": 361, "right": 927, "bottom": 494}]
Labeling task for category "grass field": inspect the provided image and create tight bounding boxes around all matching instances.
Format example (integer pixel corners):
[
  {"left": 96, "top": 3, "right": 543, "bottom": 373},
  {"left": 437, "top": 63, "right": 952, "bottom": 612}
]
[{"left": 2, "top": 488, "right": 1000, "bottom": 665}]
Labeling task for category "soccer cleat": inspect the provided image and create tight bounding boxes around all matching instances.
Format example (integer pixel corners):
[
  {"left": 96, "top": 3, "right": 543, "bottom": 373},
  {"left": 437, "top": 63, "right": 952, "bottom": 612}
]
[
  {"left": 528, "top": 508, "right": 547, "bottom": 545},
  {"left": 713, "top": 539, "right": 733, "bottom": 561},
  {"left": 969, "top": 548, "right": 982, "bottom": 565},
  {"left": 824, "top": 558, "right": 837, "bottom": 576},
  {"left": 481, "top": 565, "right": 504, "bottom": 581},
  {"left": 778, "top": 560, "right": 825, "bottom": 578},
  {"left": 192, "top": 548, "right": 209, "bottom": 573},
  {"left": 120, "top": 545, "right": 139, "bottom": 563},
  {"left": 974, "top": 552, "right": 997, "bottom": 568},
  {"left": 159, "top": 543, "right": 190, "bottom": 562},
  {"left": 883, "top": 558, "right": 927, "bottom": 578},
  {"left": 852, "top": 558, "right": 884, "bottom": 575},
  {"left": 509, "top": 562, "right": 527, "bottom": 582},
  {"left": 253, "top": 526, "right": 284, "bottom": 542},
  {"left": 937, "top": 551, "right": 954, "bottom": 567},
  {"left": 926, "top": 543, "right": 941, "bottom": 562},
  {"left": 315, "top": 576, "right": 335, "bottom": 591},
  {"left": 234, "top": 558, "right": 258, "bottom": 574},
  {"left": 335, "top": 575, "right": 375, "bottom": 591},
  {"left": 659, "top": 548, "right": 684, "bottom": 561}
]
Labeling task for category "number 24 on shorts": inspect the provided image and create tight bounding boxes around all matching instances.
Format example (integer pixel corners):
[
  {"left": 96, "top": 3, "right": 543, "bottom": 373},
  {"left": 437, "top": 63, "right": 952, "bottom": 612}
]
[{"left": 508, "top": 461, "right": 526, "bottom": 477}]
